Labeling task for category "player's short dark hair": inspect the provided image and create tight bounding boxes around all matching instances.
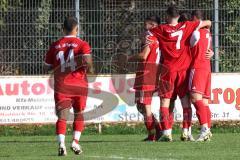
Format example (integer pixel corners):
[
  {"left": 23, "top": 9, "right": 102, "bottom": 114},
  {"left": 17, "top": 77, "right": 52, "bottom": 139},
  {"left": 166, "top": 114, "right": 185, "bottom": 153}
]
[
  {"left": 63, "top": 16, "right": 78, "bottom": 33},
  {"left": 178, "top": 11, "right": 191, "bottom": 22},
  {"left": 166, "top": 5, "right": 179, "bottom": 18},
  {"left": 191, "top": 10, "right": 204, "bottom": 20},
  {"left": 145, "top": 15, "right": 161, "bottom": 24}
]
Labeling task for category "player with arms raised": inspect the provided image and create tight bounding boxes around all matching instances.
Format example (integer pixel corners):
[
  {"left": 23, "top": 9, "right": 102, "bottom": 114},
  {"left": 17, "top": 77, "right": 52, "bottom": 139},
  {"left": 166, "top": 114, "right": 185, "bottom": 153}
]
[
  {"left": 44, "top": 16, "right": 93, "bottom": 156},
  {"left": 129, "top": 16, "right": 162, "bottom": 141},
  {"left": 189, "top": 10, "right": 213, "bottom": 141},
  {"left": 150, "top": 6, "right": 211, "bottom": 141}
]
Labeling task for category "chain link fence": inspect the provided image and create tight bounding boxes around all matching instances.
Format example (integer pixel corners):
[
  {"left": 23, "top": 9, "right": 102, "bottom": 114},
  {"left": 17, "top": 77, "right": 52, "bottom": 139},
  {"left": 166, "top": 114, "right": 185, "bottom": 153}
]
[{"left": 0, "top": 0, "right": 239, "bottom": 75}]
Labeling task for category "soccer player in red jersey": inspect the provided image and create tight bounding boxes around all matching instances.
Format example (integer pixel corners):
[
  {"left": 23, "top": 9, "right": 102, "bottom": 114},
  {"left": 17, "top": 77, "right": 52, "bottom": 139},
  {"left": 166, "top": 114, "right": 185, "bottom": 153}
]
[
  {"left": 176, "top": 11, "right": 195, "bottom": 141},
  {"left": 189, "top": 10, "right": 214, "bottom": 141},
  {"left": 129, "top": 16, "right": 162, "bottom": 141},
  {"left": 44, "top": 16, "right": 93, "bottom": 156},
  {"left": 150, "top": 6, "right": 211, "bottom": 141}
]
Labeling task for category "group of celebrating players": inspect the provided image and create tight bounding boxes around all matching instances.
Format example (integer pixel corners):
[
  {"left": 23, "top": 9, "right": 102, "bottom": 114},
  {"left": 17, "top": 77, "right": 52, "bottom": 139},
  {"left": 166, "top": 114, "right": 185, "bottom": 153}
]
[
  {"left": 133, "top": 6, "right": 213, "bottom": 143},
  {"left": 44, "top": 5, "right": 214, "bottom": 156}
]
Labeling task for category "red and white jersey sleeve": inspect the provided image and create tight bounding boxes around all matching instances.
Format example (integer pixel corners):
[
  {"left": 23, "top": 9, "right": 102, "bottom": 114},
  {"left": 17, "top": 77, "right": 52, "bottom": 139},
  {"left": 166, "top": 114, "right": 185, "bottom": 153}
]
[
  {"left": 190, "top": 30, "right": 201, "bottom": 47},
  {"left": 144, "top": 33, "right": 161, "bottom": 64},
  {"left": 79, "top": 41, "right": 91, "bottom": 55},
  {"left": 134, "top": 32, "right": 160, "bottom": 91},
  {"left": 183, "top": 21, "right": 202, "bottom": 40},
  {"left": 190, "top": 28, "right": 212, "bottom": 70}
]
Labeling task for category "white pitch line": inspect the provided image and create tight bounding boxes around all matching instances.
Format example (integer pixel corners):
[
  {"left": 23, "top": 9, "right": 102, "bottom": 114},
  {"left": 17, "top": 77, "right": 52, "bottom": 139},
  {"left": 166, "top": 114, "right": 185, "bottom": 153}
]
[
  {"left": 85, "top": 155, "right": 124, "bottom": 159},
  {"left": 85, "top": 155, "right": 178, "bottom": 160}
]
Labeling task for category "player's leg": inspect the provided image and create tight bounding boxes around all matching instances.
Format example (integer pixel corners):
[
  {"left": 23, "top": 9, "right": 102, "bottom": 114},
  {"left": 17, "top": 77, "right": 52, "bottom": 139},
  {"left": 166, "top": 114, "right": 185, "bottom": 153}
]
[
  {"left": 71, "top": 95, "right": 87, "bottom": 155},
  {"left": 191, "top": 92, "right": 210, "bottom": 141},
  {"left": 177, "top": 70, "right": 194, "bottom": 141},
  {"left": 136, "top": 91, "right": 157, "bottom": 141},
  {"left": 138, "top": 103, "right": 156, "bottom": 141},
  {"left": 203, "top": 98, "right": 212, "bottom": 138},
  {"left": 159, "top": 98, "right": 175, "bottom": 141},
  {"left": 203, "top": 72, "right": 212, "bottom": 137},
  {"left": 158, "top": 71, "right": 176, "bottom": 142},
  {"left": 135, "top": 91, "right": 150, "bottom": 141},
  {"left": 180, "top": 95, "right": 195, "bottom": 141},
  {"left": 159, "top": 97, "right": 173, "bottom": 141},
  {"left": 71, "top": 106, "right": 84, "bottom": 155},
  {"left": 55, "top": 93, "right": 72, "bottom": 156},
  {"left": 189, "top": 69, "right": 210, "bottom": 141},
  {"left": 203, "top": 98, "right": 211, "bottom": 128},
  {"left": 168, "top": 99, "right": 175, "bottom": 131},
  {"left": 145, "top": 91, "right": 162, "bottom": 141}
]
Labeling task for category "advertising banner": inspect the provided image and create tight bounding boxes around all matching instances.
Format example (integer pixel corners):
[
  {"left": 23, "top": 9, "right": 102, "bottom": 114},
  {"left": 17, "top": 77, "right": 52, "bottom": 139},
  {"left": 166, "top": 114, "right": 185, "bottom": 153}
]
[{"left": 0, "top": 74, "right": 240, "bottom": 124}]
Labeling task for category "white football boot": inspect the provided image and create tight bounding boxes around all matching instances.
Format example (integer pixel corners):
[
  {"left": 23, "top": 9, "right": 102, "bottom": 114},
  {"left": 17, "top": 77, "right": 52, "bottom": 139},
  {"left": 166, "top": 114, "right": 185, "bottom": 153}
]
[
  {"left": 70, "top": 141, "right": 83, "bottom": 155},
  {"left": 181, "top": 132, "right": 195, "bottom": 142},
  {"left": 58, "top": 143, "right": 67, "bottom": 156},
  {"left": 196, "top": 127, "right": 211, "bottom": 142}
]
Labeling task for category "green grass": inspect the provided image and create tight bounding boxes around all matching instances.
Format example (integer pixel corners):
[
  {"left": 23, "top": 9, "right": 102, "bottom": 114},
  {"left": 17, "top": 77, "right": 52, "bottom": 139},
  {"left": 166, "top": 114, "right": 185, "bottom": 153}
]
[{"left": 0, "top": 134, "right": 240, "bottom": 160}]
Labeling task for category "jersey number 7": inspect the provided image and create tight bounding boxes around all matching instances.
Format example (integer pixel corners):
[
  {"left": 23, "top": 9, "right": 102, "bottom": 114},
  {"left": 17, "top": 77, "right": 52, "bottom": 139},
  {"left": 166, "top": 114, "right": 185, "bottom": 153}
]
[
  {"left": 171, "top": 30, "right": 183, "bottom": 50},
  {"left": 206, "top": 33, "right": 211, "bottom": 50}
]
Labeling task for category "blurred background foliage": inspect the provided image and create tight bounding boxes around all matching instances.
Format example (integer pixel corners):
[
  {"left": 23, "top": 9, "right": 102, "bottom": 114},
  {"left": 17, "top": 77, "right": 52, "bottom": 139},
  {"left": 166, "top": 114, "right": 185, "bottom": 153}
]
[{"left": 0, "top": 0, "right": 239, "bottom": 74}]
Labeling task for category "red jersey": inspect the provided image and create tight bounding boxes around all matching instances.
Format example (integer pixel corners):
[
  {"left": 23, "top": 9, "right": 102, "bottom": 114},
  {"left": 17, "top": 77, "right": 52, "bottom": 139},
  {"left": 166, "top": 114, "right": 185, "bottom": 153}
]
[
  {"left": 190, "top": 28, "right": 212, "bottom": 71},
  {"left": 150, "top": 21, "right": 201, "bottom": 71},
  {"left": 44, "top": 35, "right": 91, "bottom": 90},
  {"left": 134, "top": 32, "right": 161, "bottom": 91}
]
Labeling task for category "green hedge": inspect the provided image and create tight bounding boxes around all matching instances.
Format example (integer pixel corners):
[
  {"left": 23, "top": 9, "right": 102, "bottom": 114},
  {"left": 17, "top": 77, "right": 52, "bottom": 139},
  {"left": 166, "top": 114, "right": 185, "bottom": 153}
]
[{"left": 1, "top": 122, "right": 240, "bottom": 136}]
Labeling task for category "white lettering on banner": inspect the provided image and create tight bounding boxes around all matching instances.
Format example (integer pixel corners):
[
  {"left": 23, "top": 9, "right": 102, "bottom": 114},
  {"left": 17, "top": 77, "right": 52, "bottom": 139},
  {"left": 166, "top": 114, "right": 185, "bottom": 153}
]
[{"left": 0, "top": 74, "right": 240, "bottom": 124}]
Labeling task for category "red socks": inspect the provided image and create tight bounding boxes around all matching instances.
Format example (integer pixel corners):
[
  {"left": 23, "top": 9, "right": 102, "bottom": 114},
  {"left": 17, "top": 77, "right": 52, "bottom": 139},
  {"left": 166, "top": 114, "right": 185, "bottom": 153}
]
[
  {"left": 168, "top": 109, "right": 174, "bottom": 129},
  {"left": 73, "top": 120, "right": 84, "bottom": 132},
  {"left": 182, "top": 107, "right": 192, "bottom": 129},
  {"left": 160, "top": 107, "right": 171, "bottom": 130},
  {"left": 206, "top": 106, "right": 211, "bottom": 128},
  {"left": 193, "top": 100, "right": 208, "bottom": 125},
  {"left": 154, "top": 121, "right": 162, "bottom": 139},
  {"left": 56, "top": 117, "right": 85, "bottom": 144},
  {"left": 145, "top": 115, "right": 155, "bottom": 136},
  {"left": 56, "top": 119, "right": 67, "bottom": 135}
]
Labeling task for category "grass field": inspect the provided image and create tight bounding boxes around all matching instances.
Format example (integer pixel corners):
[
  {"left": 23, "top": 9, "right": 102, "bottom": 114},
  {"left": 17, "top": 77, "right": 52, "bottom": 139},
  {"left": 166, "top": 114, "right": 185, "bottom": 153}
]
[{"left": 0, "top": 133, "right": 240, "bottom": 160}]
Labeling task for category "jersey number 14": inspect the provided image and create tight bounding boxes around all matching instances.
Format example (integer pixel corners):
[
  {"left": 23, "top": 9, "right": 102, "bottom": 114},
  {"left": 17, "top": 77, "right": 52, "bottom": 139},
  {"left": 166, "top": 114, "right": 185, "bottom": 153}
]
[{"left": 56, "top": 49, "right": 77, "bottom": 72}]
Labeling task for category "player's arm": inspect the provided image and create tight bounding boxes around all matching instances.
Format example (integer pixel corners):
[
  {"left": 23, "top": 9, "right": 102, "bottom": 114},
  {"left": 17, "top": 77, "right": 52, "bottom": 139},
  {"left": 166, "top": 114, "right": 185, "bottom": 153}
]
[
  {"left": 149, "top": 25, "right": 162, "bottom": 39},
  {"left": 128, "top": 45, "right": 151, "bottom": 62},
  {"left": 83, "top": 54, "right": 94, "bottom": 74},
  {"left": 128, "top": 33, "right": 153, "bottom": 61},
  {"left": 205, "top": 48, "right": 214, "bottom": 59},
  {"left": 197, "top": 20, "right": 211, "bottom": 29},
  {"left": 81, "top": 41, "right": 94, "bottom": 74},
  {"left": 190, "top": 30, "right": 200, "bottom": 47},
  {"left": 44, "top": 63, "right": 53, "bottom": 73},
  {"left": 43, "top": 45, "right": 54, "bottom": 73}
]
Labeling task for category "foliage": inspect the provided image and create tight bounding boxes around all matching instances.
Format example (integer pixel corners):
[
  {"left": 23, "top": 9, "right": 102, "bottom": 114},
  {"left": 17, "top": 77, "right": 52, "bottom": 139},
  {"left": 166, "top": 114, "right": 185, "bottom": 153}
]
[
  {"left": 219, "top": 0, "right": 240, "bottom": 72},
  {"left": 2, "top": 122, "right": 240, "bottom": 136},
  {"left": 35, "top": 0, "right": 52, "bottom": 48},
  {"left": 0, "top": 0, "right": 239, "bottom": 74},
  {"left": 0, "top": 0, "right": 22, "bottom": 75}
]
